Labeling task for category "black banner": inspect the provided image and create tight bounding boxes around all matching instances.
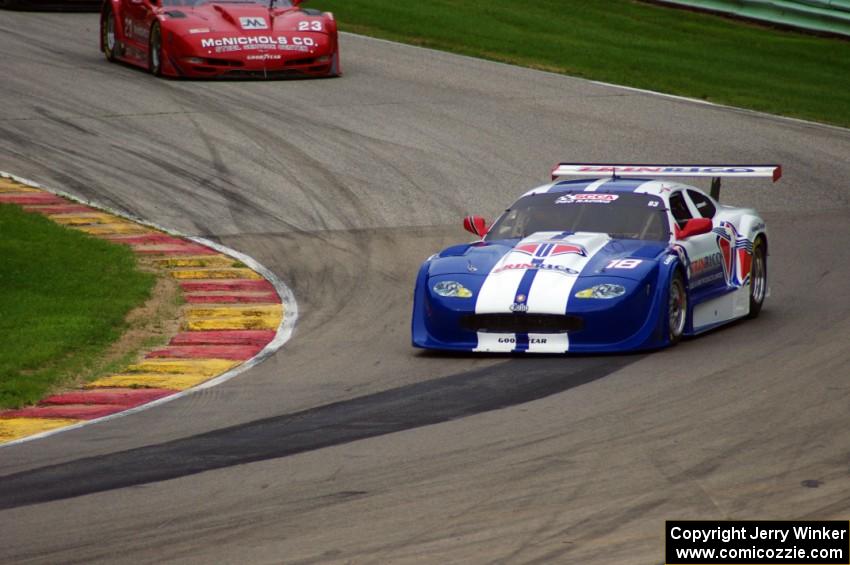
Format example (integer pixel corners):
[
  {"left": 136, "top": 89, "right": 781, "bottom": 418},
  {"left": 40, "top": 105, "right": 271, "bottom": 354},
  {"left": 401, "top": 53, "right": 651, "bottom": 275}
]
[{"left": 666, "top": 521, "right": 849, "bottom": 564}]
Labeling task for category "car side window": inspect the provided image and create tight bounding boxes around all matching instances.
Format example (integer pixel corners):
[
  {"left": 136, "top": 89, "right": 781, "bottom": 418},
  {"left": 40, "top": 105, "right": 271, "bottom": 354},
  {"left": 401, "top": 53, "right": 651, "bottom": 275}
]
[
  {"left": 668, "top": 191, "right": 692, "bottom": 229},
  {"left": 687, "top": 190, "right": 716, "bottom": 219}
]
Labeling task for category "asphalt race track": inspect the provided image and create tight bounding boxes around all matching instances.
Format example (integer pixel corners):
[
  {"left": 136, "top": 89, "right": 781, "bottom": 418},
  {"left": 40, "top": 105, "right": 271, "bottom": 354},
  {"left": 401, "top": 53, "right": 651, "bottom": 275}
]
[{"left": 2, "top": 12, "right": 850, "bottom": 564}]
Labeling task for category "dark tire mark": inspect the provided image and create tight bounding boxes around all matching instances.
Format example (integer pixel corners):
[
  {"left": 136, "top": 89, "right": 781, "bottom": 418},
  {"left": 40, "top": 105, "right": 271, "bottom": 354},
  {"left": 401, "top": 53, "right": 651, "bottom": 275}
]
[{"left": 0, "top": 354, "right": 639, "bottom": 510}]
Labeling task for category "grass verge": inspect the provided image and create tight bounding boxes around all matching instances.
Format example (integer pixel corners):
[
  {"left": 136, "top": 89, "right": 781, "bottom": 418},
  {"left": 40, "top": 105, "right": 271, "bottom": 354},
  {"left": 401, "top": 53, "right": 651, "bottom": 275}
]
[
  {"left": 0, "top": 204, "right": 157, "bottom": 409},
  {"left": 313, "top": 0, "right": 850, "bottom": 127}
]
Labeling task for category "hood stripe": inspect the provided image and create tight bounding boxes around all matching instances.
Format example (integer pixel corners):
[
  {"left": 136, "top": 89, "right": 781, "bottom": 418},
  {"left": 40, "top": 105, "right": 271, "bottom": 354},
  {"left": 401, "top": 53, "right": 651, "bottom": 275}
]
[
  {"left": 475, "top": 232, "right": 611, "bottom": 315},
  {"left": 472, "top": 232, "right": 610, "bottom": 354},
  {"left": 512, "top": 231, "right": 571, "bottom": 311},
  {"left": 513, "top": 264, "right": 539, "bottom": 306},
  {"left": 525, "top": 233, "right": 610, "bottom": 315},
  {"left": 514, "top": 333, "right": 530, "bottom": 352}
]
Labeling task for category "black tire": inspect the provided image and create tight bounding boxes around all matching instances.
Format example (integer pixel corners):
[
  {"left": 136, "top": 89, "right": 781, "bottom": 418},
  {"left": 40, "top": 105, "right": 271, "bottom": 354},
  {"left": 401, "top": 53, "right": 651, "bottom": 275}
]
[
  {"left": 667, "top": 270, "right": 687, "bottom": 345},
  {"left": 148, "top": 22, "right": 163, "bottom": 76},
  {"left": 747, "top": 236, "right": 767, "bottom": 318},
  {"left": 0, "top": 0, "right": 22, "bottom": 9},
  {"left": 328, "top": 49, "right": 341, "bottom": 77},
  {"left": 102, "top": 5, "right": 117, "bottom": 62}
]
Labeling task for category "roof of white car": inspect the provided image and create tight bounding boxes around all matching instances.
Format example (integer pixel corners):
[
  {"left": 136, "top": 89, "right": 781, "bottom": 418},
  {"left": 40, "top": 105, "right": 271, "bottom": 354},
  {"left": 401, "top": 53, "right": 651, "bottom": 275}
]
[{"left": 521, "top": 177, "right": 692, "bottom": 199}]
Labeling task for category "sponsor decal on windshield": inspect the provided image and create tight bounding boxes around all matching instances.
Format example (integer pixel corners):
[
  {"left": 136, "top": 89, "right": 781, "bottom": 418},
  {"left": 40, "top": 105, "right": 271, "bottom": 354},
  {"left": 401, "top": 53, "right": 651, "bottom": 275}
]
[{"left": 555, "top": 193, "right": 619, "bottom": 204}]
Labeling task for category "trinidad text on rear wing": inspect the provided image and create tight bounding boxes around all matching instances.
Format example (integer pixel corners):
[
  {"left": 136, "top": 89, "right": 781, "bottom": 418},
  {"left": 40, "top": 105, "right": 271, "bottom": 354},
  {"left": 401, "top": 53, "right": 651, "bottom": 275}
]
[{"left": 550, "top": 163, "right": 782, "bottom": 200}]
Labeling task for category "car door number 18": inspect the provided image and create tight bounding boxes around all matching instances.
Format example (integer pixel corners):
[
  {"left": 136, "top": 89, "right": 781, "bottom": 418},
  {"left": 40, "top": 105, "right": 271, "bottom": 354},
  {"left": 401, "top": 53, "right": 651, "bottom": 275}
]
[
  {"left": 298, "top": 21, "right": 323, "bottom": 31},
  {"left": 606, "top": 259, "right": 642, "bottom": 269}
]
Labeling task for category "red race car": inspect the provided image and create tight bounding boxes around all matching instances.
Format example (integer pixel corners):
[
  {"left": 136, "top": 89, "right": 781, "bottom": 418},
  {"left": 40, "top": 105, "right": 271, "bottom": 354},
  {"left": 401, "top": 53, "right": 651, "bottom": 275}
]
[{"left": 100, "top": 0, "right": 340, "bottom": 78}]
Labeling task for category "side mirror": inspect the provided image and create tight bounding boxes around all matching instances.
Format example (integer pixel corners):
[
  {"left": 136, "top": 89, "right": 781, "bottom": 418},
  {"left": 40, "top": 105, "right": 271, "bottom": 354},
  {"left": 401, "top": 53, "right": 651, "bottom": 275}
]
[
  {"left": 676, "top": 217, "right": 712, "bottom": 239},
  {"left": 463, "top": 215, "right": 488, "bottom": 237}
]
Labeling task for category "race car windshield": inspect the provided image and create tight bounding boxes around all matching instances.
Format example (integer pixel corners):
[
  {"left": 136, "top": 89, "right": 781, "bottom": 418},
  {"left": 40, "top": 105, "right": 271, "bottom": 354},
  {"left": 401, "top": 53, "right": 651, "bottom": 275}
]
[{"left": 485, "top": 192, "right": 670, "bottom": 241}]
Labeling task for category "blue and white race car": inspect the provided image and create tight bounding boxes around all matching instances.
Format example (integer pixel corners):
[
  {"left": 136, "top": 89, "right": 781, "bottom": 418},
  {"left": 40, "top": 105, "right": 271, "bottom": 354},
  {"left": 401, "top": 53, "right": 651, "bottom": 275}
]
[{"left": 412, "top": 163, "right": 781, "bottom": 353}]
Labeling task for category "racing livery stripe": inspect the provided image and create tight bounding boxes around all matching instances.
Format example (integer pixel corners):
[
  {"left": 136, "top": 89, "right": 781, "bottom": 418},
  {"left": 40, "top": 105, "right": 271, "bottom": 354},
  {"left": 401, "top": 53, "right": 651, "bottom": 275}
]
[
  {"left": 473, "top": 232, "right": 611, "bottom": 353},
  {"left": 525, "top": 232, "right": 609, "bottom": 316},
  {"left": 547, "top": 180, "right": 597, "bottom": 194},
  {"left": 514, "top": 333, "right": 530, "bottom": 353},
  {"left": 548, "top": 177, "right": 663, "bottom": 194},
  {"left": 510, "top": 232, "right": 572, "bottom": 352},
  {"left": 633, "top": 180, "right": 665, "bottom": 194},
  {"left": 477, "top": 232, "right": 587, "bottom": 315},
  {"left": 581, "top": 178, "right": 611, "bottom": 192}
]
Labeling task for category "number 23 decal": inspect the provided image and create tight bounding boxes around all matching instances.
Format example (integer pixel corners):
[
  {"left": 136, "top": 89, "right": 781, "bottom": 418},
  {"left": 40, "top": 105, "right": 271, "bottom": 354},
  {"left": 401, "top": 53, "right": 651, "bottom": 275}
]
[
  {"left": 298, "top": 21, "right": 323, "bottom": 31},
  {"left": 606, "top": 259, "right": 642, "bottom": 269}
]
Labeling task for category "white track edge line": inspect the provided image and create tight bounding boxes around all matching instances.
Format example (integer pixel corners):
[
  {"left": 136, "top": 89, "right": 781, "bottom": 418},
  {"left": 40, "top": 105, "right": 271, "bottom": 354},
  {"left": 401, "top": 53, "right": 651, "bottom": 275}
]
[
  {"left": 343, "top": 31, "right": 850, "bottom": 135},
  {"left": 0, "top": 171, "right": 298, "bottom": 449}
]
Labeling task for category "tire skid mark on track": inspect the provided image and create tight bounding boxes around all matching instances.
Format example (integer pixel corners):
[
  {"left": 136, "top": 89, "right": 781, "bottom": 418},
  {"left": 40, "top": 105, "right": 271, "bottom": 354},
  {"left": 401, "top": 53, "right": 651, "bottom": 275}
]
[
  {"left": 0, "top": 173, "right": 296, "bottom": 446},
  {"left": 0, "top": 353, "right": 640, "bottom": 510}
]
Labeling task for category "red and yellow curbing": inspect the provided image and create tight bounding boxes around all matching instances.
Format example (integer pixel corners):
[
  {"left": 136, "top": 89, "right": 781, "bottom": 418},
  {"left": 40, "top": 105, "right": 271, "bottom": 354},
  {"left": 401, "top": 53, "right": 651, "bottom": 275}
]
[{"left": 0, "top": 175, "right": 288, "bottom": 444}]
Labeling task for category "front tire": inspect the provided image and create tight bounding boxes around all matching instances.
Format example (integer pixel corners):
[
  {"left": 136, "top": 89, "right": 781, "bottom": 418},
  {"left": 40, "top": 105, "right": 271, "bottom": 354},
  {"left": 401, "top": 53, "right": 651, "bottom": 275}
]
[
  {"left": 148, "top": 22, "right": 163, "bottom": 76},
  {"left": 102, "top": 5, "right": 117, "bottom": 62},
  {"left": 667, "top": 270, "right": 687, "bottom": 345},
  {"left": 328, "top": 49, "right": 341, "bottom": 77},
  {"left": 747, "top": 236, "right": 767, "bottom": 318}
]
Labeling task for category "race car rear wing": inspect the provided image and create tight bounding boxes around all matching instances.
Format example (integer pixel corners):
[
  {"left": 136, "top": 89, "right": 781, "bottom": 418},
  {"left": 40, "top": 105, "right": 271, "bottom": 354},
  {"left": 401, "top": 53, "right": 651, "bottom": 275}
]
[{"left": 550, "top": 163, "right": 782, "bottom": 200}]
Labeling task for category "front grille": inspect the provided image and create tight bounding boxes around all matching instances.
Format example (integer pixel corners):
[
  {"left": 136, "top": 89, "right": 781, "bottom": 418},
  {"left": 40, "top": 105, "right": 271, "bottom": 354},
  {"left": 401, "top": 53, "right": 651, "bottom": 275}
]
[{"left": 460, "top": 313, "right": 583, "bottom": 333}]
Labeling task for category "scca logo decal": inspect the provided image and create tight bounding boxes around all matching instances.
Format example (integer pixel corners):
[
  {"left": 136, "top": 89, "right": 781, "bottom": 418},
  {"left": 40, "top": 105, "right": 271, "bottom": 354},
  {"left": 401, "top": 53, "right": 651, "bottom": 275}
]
[{"left": 240, "top": 17, "right": 268, "bottom": 30}]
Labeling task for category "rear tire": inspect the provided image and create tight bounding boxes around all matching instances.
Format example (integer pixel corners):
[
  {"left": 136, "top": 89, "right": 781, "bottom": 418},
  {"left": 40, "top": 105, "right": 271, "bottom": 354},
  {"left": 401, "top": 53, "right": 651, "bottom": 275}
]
[
  {"left": 102, "top": 5, "right": 117, "bottom": 62},
  {"left": 667, "top": 270, "right": 687, "bottom": 345},
  {"left": 148, "top": 22, "right": 163, "bottom": 76},
  {"left": 747, "top": 236, "right": 767, "bottom": 318}
]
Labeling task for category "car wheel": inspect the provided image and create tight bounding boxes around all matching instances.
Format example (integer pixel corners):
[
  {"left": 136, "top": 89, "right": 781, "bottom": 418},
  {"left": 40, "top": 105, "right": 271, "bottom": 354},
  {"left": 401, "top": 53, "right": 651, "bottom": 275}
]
[
  {"left": 328, "top": 49, "right": 341, "bottom": 77},
  {"left": 668, "top": 270, "right": 687, "bottom": 345},
  {"left": 102, "top": 6, "right": 117, "bottom": 62},
  {"left": 747, "top": 236, "right": 767, "bottom": 318},
  {"left": 149, "top": 22, "right": 163, "bottom": 76},
  {"left": 0, "top": 0, "right": 22, "bottom": 9}
]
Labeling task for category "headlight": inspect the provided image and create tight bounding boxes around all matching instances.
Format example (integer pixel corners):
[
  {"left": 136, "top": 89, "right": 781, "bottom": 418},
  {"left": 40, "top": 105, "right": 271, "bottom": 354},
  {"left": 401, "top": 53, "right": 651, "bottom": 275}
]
[
  {"left": 574, "top": 283, "right": 626, "bottom": 299},
  {"left": 433, "top": 281, "right": 473, "bottom": 298}
]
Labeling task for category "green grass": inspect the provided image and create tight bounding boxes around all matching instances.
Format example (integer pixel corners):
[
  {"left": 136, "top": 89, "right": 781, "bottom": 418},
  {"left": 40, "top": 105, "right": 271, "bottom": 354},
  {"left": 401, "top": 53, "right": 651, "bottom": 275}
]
[
  {"left": 0, "top": 204, "right": 154, "bottom": 409},
  {"left": 313, "top": 0, "right": 850, "bottom": 127}
]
